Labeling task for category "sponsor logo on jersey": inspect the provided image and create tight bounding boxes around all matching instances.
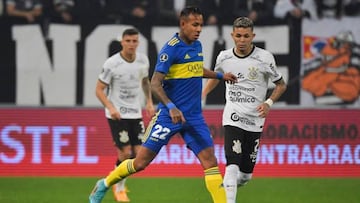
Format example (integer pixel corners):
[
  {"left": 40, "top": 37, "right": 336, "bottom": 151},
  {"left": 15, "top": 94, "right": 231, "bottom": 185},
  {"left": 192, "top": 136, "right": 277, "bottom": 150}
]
[
  {"left": 229, "top": 85, "right": 255, "bottom": 92},
  {"left": 237, "top": 73, "right": 245, "bottom": 80},
  {"left": 230, "top": 112, "right": 256, "bottom": 126},
  {"left": 187, "top": 63, "right": 202, "bottom": 73},
  {"left": 228, "top": 91, "right": 256, "bottom": 103},
  {"left": 120, "top": 107, "right": 139, "bottom": 114},
  {"left": 269, "top": 63, "right": 279, "bottom": 77},
  {"left": 165, "top": 61, "right": 203, "bottom": 79}
]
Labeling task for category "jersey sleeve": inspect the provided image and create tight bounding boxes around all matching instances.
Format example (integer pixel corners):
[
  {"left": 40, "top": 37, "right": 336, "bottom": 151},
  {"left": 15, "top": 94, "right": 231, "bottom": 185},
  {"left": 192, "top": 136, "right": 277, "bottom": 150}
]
[
  {"left": 98, "top": 59, "right": 113, "bottom": 84},
  {"left": 140, "top": 53, "right": 150, "bottom": 79},
  {"left": 265, "top": 52, "right": 282, "bottom": 83},
  {"left": 155, "top": 45, "right": 175, "bottom": 74},
  {"left": 214, "top": 50, "right": 225, "bottom": 73}
]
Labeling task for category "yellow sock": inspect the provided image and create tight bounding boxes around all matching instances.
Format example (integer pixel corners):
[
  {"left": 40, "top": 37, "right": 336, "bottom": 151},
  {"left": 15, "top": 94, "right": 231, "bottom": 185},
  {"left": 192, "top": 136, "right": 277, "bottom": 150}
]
[
  {"left": 204, "top": 166, "right": 226, "bottom": 203},
  {"left": 104, "top": 159, "right": 136, "bottom": 187}
]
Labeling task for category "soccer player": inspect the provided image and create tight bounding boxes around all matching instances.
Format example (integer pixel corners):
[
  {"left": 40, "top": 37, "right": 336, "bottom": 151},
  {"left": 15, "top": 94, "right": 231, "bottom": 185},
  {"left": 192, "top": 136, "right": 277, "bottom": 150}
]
[
  {"left": 95, "top": 28, "right": 155, "bottom": 202},
  {"left": 89, "top": 6, "right": 237, "bottom": 203},
  {"left": 202, "top": 17, "right": 287, "bottom": 203}
]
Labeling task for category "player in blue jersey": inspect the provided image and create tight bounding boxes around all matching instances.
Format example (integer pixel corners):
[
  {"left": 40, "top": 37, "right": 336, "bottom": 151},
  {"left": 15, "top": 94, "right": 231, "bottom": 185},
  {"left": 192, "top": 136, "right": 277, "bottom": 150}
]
[{"left": 89, "top": 6, "right": 237, "bottom": 203}]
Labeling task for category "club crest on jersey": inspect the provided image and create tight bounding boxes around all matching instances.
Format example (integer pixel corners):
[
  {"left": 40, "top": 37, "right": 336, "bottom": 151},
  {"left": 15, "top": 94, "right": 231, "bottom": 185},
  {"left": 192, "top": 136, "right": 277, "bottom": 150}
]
[
  {"left": 160, "top": 53, "right": 168, "bottom": 62},
  {"left": 248, "top": 67, "right": 259, "bottom": 80}
]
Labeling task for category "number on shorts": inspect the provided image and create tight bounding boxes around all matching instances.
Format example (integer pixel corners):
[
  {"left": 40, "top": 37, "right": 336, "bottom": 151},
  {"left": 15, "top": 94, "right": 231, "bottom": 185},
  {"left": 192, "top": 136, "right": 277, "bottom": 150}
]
[
  {"left": 151, "top": 124, "right": 170, "bottom": 140},
  {"left": 254, "top": 139, "right": 260, "bottom": 153}
]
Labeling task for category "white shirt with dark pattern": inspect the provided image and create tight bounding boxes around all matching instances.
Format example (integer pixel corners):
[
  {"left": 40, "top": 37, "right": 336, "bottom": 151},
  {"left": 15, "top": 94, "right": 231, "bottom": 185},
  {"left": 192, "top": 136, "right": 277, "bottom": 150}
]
[
  {"left": 99, "top": 52, "right": 149, "bottom": 119},
  {"left": 215, "top": 46, "right": 282, "bottom": 132}
]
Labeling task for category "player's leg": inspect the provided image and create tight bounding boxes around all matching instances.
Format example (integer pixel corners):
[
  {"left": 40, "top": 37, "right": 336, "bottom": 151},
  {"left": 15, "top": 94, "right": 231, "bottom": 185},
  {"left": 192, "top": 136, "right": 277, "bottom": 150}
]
[
  {"left": 105, "top": 116, "right": 163, "bottom": 187},
  {"left": 107, "top": 119, "right": 133, "bottom": 202},
  {"left": 113, "top": 147, "right": 131, "bottom": 202},
  {"left": 100, "top": 113, "right": 177, "bottom": 185},
  {"left": 223, "top": 125, "right": 245, "bottom": 203},
  {"left": 89, "top": 145, "right": 157, "bottom": 203},
  {"left": 89, "top": 111, "right": 177, "bottom": 203},
  {"left": 105, "top": 146, "right": 157, "bottom": 185},
  {"left": 183, "top": 120, "right": 226, "bottom": 203},
  {"left": 237, "top": 130, "right": 260, "bottom": 186},
  {"left": 223, "top": 164, "right": 239, "bottom": 203},
  {"left": 90, "top": 118, "right": 157, "bottom": 203},
  {"left": 197, "top": 147, "right": 226, "bottom": 203},
  {"left": 111, "top": 119, "right": 145, "bottom": 201}
]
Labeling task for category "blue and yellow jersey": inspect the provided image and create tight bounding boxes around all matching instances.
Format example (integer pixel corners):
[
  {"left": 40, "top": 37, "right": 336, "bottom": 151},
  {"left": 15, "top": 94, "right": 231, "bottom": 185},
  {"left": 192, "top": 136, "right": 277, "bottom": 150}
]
[{"left": 155, "top": 33, "right": 204, "bottom": 119}]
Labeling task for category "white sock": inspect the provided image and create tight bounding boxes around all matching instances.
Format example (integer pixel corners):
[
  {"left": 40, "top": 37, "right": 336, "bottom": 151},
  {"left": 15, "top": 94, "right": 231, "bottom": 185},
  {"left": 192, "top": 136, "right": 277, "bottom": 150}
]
[
  {"left": 223, "top": 164, "right": 239, "bottom": 203},
  {"left": 237, "top": 171, "right": 252, "bottom": 187}
]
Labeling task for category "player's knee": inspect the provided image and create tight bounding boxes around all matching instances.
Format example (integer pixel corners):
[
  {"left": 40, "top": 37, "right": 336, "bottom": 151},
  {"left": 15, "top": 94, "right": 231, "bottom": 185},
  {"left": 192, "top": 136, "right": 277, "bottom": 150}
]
[
  {"left": 237, "top": 171, "right": 252, "bottom": 187},
  {"left": 197, "top": 148, "right": 218, "bottom": 168},
  {"left": 119, "top": 146, "right": 133, "bottom": 158}
]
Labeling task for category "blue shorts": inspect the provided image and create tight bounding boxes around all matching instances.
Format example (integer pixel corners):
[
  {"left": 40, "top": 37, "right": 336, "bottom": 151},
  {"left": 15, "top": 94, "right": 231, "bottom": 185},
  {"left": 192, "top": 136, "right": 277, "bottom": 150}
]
[{"left": 142, "top": 110, "right": 214, "bottom": 155}]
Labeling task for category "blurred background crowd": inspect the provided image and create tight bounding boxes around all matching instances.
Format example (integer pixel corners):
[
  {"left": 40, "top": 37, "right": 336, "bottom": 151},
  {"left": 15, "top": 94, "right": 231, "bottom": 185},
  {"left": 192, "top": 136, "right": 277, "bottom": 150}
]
[{"left": 0, "top": 0, "right": 359, "bottom": 39}]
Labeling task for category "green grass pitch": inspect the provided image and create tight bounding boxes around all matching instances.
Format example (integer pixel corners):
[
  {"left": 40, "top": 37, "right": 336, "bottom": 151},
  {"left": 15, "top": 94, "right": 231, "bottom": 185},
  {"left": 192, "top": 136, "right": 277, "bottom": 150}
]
[{"left": 0, "top": 177, "right": 359, "bottom": 203}]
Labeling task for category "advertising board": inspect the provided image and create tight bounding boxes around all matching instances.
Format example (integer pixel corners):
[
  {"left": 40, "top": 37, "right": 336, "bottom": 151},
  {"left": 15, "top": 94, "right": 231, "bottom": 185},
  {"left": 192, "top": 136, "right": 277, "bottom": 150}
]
[{"left": 0, "top": 108, "right": 359, "bottom": 177}]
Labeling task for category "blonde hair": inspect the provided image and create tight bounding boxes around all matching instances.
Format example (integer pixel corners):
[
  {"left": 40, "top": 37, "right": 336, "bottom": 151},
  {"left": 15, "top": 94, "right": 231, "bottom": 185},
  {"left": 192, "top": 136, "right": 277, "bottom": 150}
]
[{"left": 233, "top": 17, "right": 254, "bottom": 31}]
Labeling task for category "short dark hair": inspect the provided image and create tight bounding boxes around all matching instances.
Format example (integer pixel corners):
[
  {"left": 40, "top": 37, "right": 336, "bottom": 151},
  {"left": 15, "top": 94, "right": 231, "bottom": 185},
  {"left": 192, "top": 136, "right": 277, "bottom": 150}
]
[
  {"left": 233, "top": 17, "right": 254, "bottom": 31},
  {"left": 180, "top": 6, "right": 202, "bottom": 18},
  {"left": 122, "top": 28, "right": 139, "bottom": 37}
]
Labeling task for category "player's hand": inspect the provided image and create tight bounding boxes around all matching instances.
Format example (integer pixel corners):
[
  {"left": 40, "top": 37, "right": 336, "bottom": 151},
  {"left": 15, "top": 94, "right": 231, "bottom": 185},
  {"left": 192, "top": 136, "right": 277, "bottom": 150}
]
[
  {"left": 169, "top": 108, "right": 186, "bottom": 124},
  {"left": 223, "top": 72, "right": 237, "bottom": 84},
  {"left": 146, "top": 102, "right": 156, "bottom": 117},
  {"left": 109, "top": 106, "right": 121, "bottom": 120},
  {"left": 256, "top": 103, "right": 270, "bottom": 118}
]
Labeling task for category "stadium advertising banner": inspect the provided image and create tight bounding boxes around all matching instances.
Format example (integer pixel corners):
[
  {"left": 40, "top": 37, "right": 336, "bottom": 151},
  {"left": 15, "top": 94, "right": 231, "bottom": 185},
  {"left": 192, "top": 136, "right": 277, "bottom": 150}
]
[{"left": 0, "top": 108, "right": 359, "bottom": 177}]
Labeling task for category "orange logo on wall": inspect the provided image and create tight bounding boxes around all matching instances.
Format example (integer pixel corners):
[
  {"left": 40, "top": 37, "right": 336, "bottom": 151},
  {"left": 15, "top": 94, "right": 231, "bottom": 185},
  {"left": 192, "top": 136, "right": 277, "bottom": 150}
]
[{"left": 302, "top": 31, "right": 360, "bottom": 103}]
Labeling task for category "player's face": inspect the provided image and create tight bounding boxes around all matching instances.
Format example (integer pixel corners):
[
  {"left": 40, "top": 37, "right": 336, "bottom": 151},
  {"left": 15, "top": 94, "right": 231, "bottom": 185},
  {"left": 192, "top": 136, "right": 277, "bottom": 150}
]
[
  {"left": 180, "top": 14, "right": 203, "bottom": 44},
  {"left": 121, "top": 34, "right": 139, "bottom": 55},
  {"left": 231, "top": 27, "right": 255, "bottom": 55}
]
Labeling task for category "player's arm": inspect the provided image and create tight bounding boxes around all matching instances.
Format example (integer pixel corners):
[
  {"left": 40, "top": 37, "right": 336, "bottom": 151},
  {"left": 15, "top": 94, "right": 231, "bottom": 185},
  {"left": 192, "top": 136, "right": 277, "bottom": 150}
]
[
  {"left": 142, "top": 77, "right": 155, "bottom": 117},
  {"left": 202, "top": 68, "right": 237, "bottom": 83},
  {"left": 257, "top": 78, "right": 287, "bottom": 118},
  {"left": 150, "top": 72, "right": 170, "bottom": 105},
  {"left": 95, "top": 79, "right": 121, "bottom": 120},
  {"left": 150, "top": 71, "right": 185, "bottom": 124},
  {"left": 202, "top": 79, "right": 220, "bottom": 101},
  {"left": 268, "top": 78, "right": 287, "bottom": 103}
]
